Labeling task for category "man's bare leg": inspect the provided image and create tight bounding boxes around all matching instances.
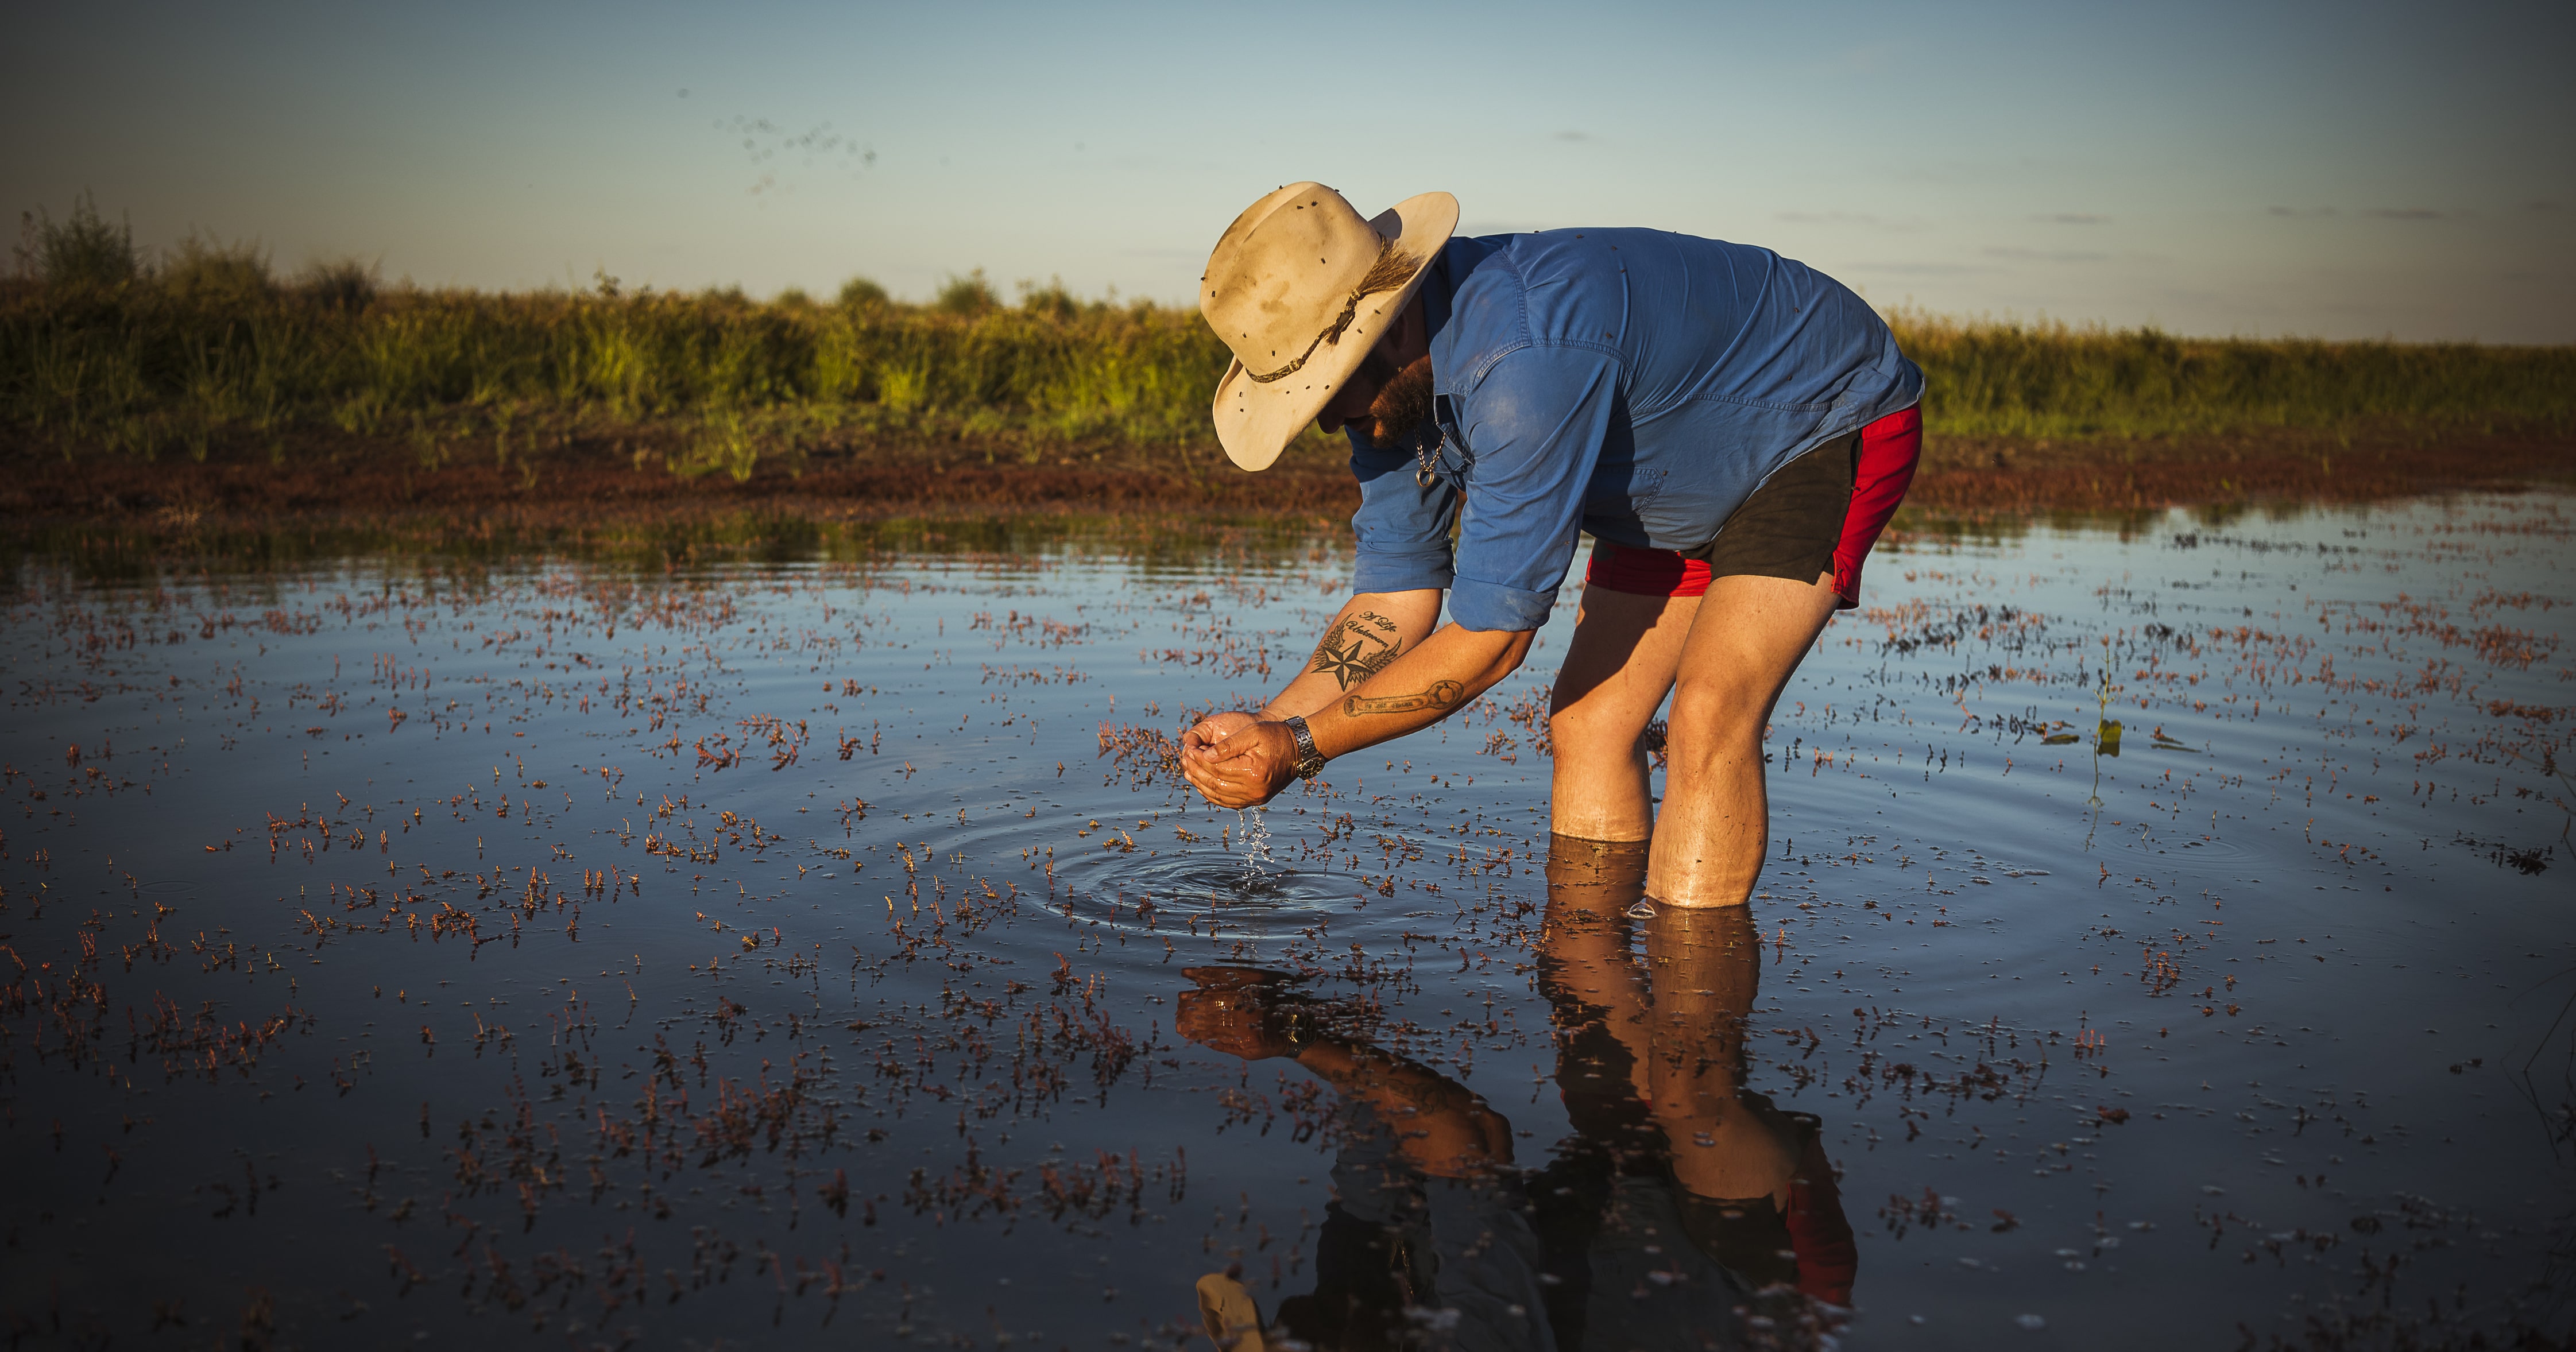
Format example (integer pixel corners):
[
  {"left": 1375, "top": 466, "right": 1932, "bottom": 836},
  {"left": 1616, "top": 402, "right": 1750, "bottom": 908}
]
[
  {"left": 1546, "top": 586, "right": 1700, "bottom": 840},
  {"left": 1648, "top": 571, "right": 1842, "bottom": 907}
]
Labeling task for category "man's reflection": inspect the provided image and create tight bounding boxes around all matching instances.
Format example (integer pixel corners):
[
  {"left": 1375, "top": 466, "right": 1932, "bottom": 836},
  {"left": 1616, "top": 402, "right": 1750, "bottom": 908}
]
[{"left": 1177, "top": 838, "right": 1854, "bottom": 1351}]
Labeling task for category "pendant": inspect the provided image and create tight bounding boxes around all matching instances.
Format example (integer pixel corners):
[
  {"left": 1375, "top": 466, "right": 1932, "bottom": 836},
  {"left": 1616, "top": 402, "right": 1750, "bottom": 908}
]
[{"left": 1414, "top": 465, "right": 1437, "bottom": 489}]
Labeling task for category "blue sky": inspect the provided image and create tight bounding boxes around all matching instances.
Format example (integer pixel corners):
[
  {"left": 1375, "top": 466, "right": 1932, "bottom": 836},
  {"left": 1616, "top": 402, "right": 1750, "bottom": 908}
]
[{"left": 9, "top": 0, "right": 2570, "bottom": 340}]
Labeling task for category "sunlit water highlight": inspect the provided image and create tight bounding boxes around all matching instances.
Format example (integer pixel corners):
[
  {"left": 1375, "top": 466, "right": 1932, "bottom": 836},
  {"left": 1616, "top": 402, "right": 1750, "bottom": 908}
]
[{"left": 0, "top": 494, "right": 2567, "bottom": 1350}]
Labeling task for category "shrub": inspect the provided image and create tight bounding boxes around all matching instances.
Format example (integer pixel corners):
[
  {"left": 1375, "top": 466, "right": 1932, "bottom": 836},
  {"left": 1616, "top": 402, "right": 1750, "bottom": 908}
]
[
  {"left": 163, "top": 234, "right": 274, "bottom": 305},
  {"left": 297, "top": 258, "right": 378, "bottom": 316},
  {"left": 17, "top": 192, "right": 143, "bottom": 291},
  {"left": 1019, "top": 276, "right": 1081, "bottom": 321},
  {"left": 933, "top": 269, "right": 997, "bottom": 315}
]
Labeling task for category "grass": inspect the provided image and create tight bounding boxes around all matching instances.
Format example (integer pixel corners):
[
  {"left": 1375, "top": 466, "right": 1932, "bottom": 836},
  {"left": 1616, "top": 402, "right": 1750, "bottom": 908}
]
[
  {"left": 6, "top": 195, "right": 2573, "bottom": 479},
  {"left": 1894, "top": 312, "right": 2576, "bottom": 441}
]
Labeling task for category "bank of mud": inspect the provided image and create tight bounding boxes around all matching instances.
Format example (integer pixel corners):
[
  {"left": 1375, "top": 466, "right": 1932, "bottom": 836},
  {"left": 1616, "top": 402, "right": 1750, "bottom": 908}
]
[{"left": 4, "top": 424, "right": 2570, "bottom": 546}]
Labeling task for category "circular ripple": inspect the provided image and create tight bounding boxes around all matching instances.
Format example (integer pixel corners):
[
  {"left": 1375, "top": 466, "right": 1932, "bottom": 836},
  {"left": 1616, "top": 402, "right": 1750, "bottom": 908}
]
[{"left": 1051, "top": 845, "right": 1351, "bottom": 919}]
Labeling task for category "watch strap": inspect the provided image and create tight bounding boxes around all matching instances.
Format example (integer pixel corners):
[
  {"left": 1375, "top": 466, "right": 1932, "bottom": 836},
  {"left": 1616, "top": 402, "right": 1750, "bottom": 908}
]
[{"left": 1283, "top": 715, "right": 1325, "bottom": 779}]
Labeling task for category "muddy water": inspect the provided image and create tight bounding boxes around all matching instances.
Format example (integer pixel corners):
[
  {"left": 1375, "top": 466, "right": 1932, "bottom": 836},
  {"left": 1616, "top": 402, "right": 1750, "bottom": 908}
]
[{"left": 1, "top": 494, "right": 2567, "bottom": 1350}]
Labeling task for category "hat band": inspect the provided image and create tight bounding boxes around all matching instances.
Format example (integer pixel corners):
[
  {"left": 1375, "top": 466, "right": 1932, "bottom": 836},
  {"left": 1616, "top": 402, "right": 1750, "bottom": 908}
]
[{"left": 1241, "top": 242, "right": 1418, "bottom": 385}]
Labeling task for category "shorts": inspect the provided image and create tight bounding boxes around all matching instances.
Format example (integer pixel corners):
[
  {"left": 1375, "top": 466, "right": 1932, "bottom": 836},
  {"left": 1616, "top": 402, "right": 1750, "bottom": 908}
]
[{"left": 1584, "top": 405, "right": 1921, "bottom": 610}]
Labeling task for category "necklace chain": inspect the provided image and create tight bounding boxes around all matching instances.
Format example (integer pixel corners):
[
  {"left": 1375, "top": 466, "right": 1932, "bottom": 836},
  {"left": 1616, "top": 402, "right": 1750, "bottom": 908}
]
[{"left": 1412, "top": 427, "right": 1445, "bottom": 489}]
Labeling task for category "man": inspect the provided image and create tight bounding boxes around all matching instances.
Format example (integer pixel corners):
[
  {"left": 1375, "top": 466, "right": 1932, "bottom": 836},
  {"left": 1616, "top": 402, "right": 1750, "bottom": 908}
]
[{"left": 1182, "top": 184, "right": 1921, "bottom": 909}]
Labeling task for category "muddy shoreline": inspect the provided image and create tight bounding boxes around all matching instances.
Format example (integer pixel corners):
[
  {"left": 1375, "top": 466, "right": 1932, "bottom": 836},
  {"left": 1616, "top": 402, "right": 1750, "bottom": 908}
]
[{"left": 5, "top": 426, "right": 2569, "bottom": 539}]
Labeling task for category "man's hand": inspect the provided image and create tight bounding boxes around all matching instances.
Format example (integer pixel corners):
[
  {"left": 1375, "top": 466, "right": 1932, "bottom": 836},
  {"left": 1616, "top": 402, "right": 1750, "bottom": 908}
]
[
  {"left": 1174, "top": 970, "right": 1303, "bottom": 1060},
  {"left": 1180, "top": 720, "right": 1297, "bottom": 809},
  {"left": 1180, "top": 710, "right": 1259, "bottom": 760}
]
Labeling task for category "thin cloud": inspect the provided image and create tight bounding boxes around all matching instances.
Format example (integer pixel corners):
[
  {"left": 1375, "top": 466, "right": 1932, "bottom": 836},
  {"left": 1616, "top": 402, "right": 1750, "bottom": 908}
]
[
  {"left": 1852, "top": 261, "right": 1997, "bottom": 277},
  {"left": 1983, "top": 246, "right": 2109, "bottom": 263},
  {"left": 2268, "top": 206, "right": 2337, "bottom": 218},
  {"left": 1776, "top": 211, "right": 1925, "bottom": 233},
  {"left": 1554, "top": 130, "right": 1592, "bottom": 142},
  {"left": 2033, "top": 213, "right": 2111, "bottom": 225},
  {"left": 2362, "top": 207, "right": 2451, "bottom": 220},
  {"left": 2523, "top": 199, "right": 2561, "bottom": 212}
]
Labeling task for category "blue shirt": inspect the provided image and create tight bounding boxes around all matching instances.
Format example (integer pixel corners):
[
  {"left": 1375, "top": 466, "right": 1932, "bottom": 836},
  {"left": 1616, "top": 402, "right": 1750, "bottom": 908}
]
[{"left": 1347, "top": 230, "right": 1923, "bottom": 632}]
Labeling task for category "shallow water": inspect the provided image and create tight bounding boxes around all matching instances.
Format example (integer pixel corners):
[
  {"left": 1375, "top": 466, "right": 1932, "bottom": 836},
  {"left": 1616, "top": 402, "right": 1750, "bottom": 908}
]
[{"left": 1, "top": 494, "right": 2568, "bottom": 1350}]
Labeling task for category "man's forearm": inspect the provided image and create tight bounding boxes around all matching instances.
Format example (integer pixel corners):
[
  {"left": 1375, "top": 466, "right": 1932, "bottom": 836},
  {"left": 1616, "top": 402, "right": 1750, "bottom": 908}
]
[
  {"left": 1291, "top": 1041, "right": 1513, "bottom": 1175},
  {"left": 1304, "top": 623, "right": 1531, "bottom": 760},
  {"left": 1175, "top": 599, "right": 1527, "bottom": 811},
  {"left": 1256, "top": 590, "right": 1443, "bottom": 720}
]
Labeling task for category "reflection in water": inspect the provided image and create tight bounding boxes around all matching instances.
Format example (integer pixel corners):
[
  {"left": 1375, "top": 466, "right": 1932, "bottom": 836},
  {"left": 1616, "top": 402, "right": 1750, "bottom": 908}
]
[{"left": 1177, "top": 839, "right": 1855, "bottom": 1350}]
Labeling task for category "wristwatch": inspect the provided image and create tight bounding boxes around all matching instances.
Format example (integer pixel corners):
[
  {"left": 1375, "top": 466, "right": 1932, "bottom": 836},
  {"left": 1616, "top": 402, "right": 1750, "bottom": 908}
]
[{"left": 1282, "top": 715, "right": 1326, "bottom": 780}]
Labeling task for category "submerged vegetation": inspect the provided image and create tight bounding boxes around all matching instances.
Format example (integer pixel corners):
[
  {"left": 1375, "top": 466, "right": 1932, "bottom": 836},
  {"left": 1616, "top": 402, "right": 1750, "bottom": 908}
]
[{"left": 5, "top": 195, "right": 2574, "bottom": 483}]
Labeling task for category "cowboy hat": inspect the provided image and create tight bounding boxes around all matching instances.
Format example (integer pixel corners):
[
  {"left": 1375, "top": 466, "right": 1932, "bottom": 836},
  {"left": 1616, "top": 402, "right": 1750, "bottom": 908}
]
[
  {"left": 1194, "top": 1269, "right": 1267, "bottom": 1351},
  {"left": 1201, "top": 184, "right": 1459, "bottom": 471}
]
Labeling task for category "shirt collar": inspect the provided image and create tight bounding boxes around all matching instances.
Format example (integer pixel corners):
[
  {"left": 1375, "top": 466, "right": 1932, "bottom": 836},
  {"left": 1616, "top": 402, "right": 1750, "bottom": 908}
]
[{"left": 1424, "top": 235, "right": 1502, "bottom": 395}]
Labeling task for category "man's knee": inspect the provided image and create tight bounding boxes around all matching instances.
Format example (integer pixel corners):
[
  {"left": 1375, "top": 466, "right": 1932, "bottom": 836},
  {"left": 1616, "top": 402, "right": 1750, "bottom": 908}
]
[
  {"left": 1666, "top": 675, "right": 1773, "bottom": 745},
  {"left": 1550, "top": 667, "right": 1670, "bottom": 756},
  {"left": 1548, "top": 695, "right": 1646, "bottom": 760}
]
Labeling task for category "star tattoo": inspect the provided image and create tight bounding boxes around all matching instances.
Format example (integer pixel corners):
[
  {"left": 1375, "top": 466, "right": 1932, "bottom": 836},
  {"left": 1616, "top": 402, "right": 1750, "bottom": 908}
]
[{"left": 1309, "top": 619, "right": 1398, "bottom": 689}]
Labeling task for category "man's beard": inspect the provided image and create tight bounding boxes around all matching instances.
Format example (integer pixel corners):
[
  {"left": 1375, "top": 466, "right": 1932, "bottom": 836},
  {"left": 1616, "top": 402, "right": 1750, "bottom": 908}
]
[{"left": 1359, "top": 351, "right": 1436, "bottom": 448}]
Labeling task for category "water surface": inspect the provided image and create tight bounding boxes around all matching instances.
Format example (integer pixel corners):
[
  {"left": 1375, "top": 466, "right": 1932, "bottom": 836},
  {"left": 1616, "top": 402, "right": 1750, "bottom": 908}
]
[{"left": 2, "top": 494, "right": 2568, "bottom": 1349}]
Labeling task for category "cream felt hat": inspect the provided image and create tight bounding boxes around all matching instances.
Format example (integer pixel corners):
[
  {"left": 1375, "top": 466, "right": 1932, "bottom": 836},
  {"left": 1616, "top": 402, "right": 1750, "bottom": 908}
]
[{"left": 1201, "top": 183, "right": 1459, "bottom": 471}]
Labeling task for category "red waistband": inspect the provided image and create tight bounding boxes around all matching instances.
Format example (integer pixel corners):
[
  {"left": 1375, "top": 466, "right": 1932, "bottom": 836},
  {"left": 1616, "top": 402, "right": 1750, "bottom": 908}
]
[{"left": 1585, "top": 406, "right": 1921, "bottom": 605}]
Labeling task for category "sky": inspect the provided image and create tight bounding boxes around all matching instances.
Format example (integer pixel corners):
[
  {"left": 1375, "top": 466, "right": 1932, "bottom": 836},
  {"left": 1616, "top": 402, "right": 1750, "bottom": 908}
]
[{"left": 7, "top": 0, "right": 2571, "bottom": 341}]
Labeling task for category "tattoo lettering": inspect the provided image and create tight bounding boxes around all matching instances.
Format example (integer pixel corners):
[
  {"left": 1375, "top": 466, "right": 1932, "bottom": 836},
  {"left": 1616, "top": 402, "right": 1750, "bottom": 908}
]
[
  {"left": 1308, "top": 611, "right": 1404, "bottom": 689},
  {"left": 1344, "top": 680, "right": 1464, "bottom": 716}
]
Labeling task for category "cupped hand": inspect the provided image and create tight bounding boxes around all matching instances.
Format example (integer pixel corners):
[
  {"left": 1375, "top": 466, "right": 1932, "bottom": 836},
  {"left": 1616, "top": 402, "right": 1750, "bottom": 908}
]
[
  {"left": 1180, "top": 720, "right": 1296, "bottom": 809},
  {"left": 1181, "top": 710, "right": 1259, "bottom": 758},
  {"left": 1175, "top": 985, "right": 1299, "bottom": 1060}
]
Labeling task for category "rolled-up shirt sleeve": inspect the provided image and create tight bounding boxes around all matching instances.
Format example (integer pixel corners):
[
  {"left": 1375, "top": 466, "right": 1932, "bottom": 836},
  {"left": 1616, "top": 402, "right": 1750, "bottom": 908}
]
[
  {"left": 1347, "top": 431, "right": 1461, "bottom": 595},
  {"left": 1445, "top": 348, "right": 1620, "bottom": 632}
]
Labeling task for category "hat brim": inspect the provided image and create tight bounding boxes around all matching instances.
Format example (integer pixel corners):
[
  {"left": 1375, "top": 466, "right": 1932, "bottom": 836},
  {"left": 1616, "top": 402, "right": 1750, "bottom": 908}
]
[{"left": 1209, "top": 191, "right": 1459, "bottom": 472}]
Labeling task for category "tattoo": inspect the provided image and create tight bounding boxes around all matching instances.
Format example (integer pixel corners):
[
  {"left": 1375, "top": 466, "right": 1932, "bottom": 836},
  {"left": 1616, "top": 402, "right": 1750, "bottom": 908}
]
[
  {"left": 1308, "top": 611, "right": 1404, "bottom": 689},
  {"left": 1345, "top": 680, "right": 1464, "bottom": 716}
]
